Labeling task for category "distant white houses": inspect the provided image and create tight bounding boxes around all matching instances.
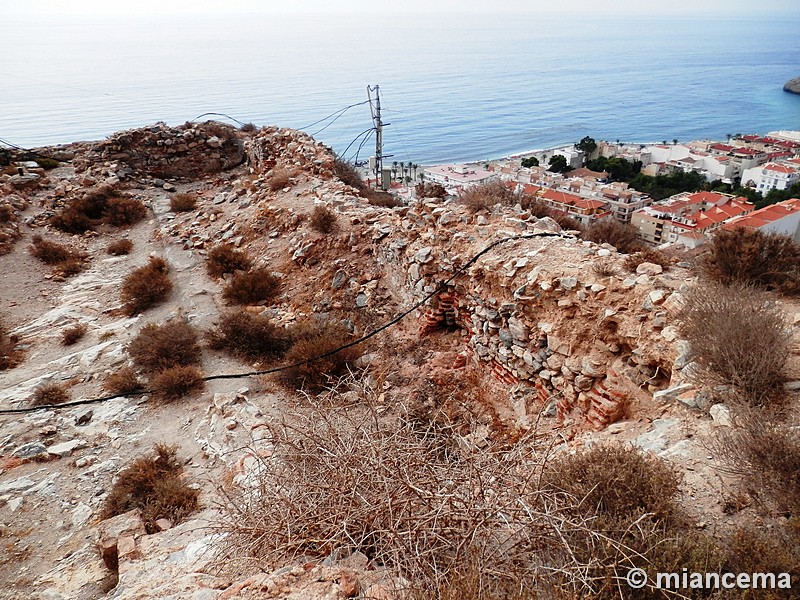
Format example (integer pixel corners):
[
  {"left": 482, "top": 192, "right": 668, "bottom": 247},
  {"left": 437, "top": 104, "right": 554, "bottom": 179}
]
[
  {"left": 741, "top": 159, "right": 800, "bottom": 193},
  {"left": 723, "top": 197, "right": 800, "bottom": 242},
  {"left": 422, "top": 163, "right": 495, "bottom": 192}
]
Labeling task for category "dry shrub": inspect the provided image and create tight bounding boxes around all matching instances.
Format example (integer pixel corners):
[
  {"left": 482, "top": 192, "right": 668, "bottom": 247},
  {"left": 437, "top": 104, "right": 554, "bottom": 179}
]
[
  {"left": 218, "top": 390, "right": 680, "bottom": 598},
  {"left": 268, "top": 168, "right": 291, "bottom": 192},
  {"left": 623, "top": 247, "right": 670, "bottom": 272},
  {"left": 127, "top": 320, "right": 201, "bottom": 374},
  {"left": 170, "top": 193, "right": 197, "bottom": 212},
  {"left": 703, "top": 228, "right": 800, "bottom": 295},
  {"left": 101, "top": 444, "right": 200, "bottom": 534},
  {"left": 414, "top": 182, "right": 447, "bottom": 198},
  {"left": 523, "top": 199, "right": 553, "bottom": 219},
  {"left": 120, "top": 257, "right": 173, "bottom": 315},
  {"left": 206, "top": 244, "right": 252, "bottom": 278},
  {"left": 0, "top": 229, "right": 20, "bottom": 256},
  {"left": 51, "top": 185, "right": 146, "bottom": 232},
  {"left": 365, "top": 189, "right": 403, "bottom": 208},
  {"left": 150, "top": 365, "right": 205, "bottom": 402},
  {"left": 0, "top": 205, "right": 14, "bottom": 223},
  {"left": 240, "top": 122, "right": 257, "bottom": 133},
  {"left": 107, "top": 238, "right": 133, "bottom": 256},
  {"left": 712, "top": 410, "right": 800, "bottom": 516},
  {"left": 677, "top": 281, "right": 790, "bottom": 406},
  {"left": 57, "top": 258, "right": 87, "bottom": 277},
  {"left": 332, "top": 158, "right": 367, "bottom": 193},
  {"left": 29, "top": 235, "right": 83, "bottom": 265},
  {"left": 582, "top": 219, "right": 642, "bottom": 254},
  {"left": 61, "top": 323, "right": 87, "bottom": 346},
  {"left": 309, "top": 205, "right": 338, "bottom": 233},
  {"left": 104, "top": 367, "right": 144, "bottom": 395},
  {"left": 30, "top": 382, "right": 70, "bottom": 407},
  {"left": 591, "top": 258, "right": 617, "bottom": 277},
  {"left": 0, "top": 320, "right": 23, "bottom": 371},
  {"left": 104, "top": 197, "right": 148, "bottom": 226},
  {"left": 550, "top": 212, "right": 584, "bottom": 232},
  {"left": 542, "top": 444, "right": 681, "bottom": 524},
  {"left": 725, "top": 524, "right": 800, "bottom": 587},
  {"left": 458, "top": 181, "right": 515, "bottom": 213},
  {"left": 279, "top": 319, "right": 360, "bottom": 392},
  {"left": 222, "top": 268, "right": 281, "bottom": 305},
  {"left": 208, "top": 310, "right": 291, "bottom": 361}
]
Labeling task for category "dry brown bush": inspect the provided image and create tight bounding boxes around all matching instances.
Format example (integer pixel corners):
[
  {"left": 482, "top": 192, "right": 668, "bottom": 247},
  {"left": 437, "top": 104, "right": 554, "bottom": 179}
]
[
  {"left": 703, "top": 227, "right": 800, "bottom": 295},
  {"left": 550, "top": 212, "right": 584, "bottom": 232},
  {"left": 724, "top": 524, "right": 800, "bottom": 587},
  {"left": 120, "top": 257, "right": 173, "bottom": 315},
  {"left": 217, "top": 389, "right": 683, "bottom": 598},
  {"left": 50, "top": 185, "right": 147, "bottom": 232},
  {"left": 623, "top": 247, "right": 670, "bottom": 272},
  {"left": 104, "top": 367, "right": 144, "bottom": 395},
  {"left": 414, "top": 182, "right": 447, "bottom": 198},
  {"left": 206, "top": 244, "right": 252, "bottom": 278},
  {"left": 61, "top": 323, "right": 88, "bottom": 346},
  {"left": 101, "top": 444, "right": 200, "bottom": 534},
  {"left": 0, "top": 320, "right": 23, "bottom": 371},
  {"left": 332, "top": 158, "right": 367, "bottom": 193},
  {"left": 365, "top": 189, "right": 403, "bottom": 208},
  {"left": 30, "top": 382, "right": 70, "bottom": 407},
  {"left": 581, "top": 219, "right": 643, "bottom": 254},
  {"left": 240, "top": 122, "right": 257, "bottom": 133},
  {"left": 222, "top": 268, "right": 281, "bottom": 305},
  {"left": 208, "top": 310, "right": 292, "bottom": 361},
  {"left": 150, "top": 365, "right": 205, "bottom": 402},
  {"left": 0, "top": 205, "right": 14, "bottom": 223},
  {"left": 29, "top": 235, "right": 84, "bottom": 265},
  {"left": 278, "top": 319, "right": 360, "bottom": 392},
  {"left": 677, "top": 282, "right": 790, "bottom": 406},
  {"left": 309, "top": 205, "right": 338, "bottom": 233},
  {"left": 458, "top": 181, "right": 516, "bottom": 213},
  {"left": 268, "top": 168, "right": 292, "bottom": 192},
  {"left": 106, "top": 238, "right": 133, "bottom": 256},
  {"left": 56, "top": 257, "right": 87, "bottom": 277},
  {"left": 127, "top": 320, "right": 201, "bottom": 374},
  {"left": 170, "top": 193, "right": 197, "bottom": 212},
  {"left": 523, "top": 199, "right": 553, "bottom": 219},
  {"left": 590, "top": 258, "right": 617, "bottom": 277}
]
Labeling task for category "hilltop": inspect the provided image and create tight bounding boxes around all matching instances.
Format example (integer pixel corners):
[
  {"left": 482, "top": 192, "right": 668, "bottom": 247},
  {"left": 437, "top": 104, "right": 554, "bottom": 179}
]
[{"left": 1, "top": 122, "right": 799, "bottom": 599}]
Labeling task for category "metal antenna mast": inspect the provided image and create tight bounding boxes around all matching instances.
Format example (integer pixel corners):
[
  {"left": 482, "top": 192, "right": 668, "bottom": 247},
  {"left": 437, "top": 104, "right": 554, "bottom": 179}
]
[{"left": 367, "top": 85, "right": 384, "bottom": 189}]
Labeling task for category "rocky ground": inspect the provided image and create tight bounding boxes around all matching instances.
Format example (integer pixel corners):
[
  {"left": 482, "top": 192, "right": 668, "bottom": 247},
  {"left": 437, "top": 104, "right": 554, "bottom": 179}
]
[{"left": 1, "top": 121, "right": 799, "bottom": 599}]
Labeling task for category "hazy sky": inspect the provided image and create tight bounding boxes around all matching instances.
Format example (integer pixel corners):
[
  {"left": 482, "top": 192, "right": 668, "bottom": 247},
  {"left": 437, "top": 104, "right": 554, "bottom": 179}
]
[{"left": 6, "top": 0, "right": 800, "bottom": 16}]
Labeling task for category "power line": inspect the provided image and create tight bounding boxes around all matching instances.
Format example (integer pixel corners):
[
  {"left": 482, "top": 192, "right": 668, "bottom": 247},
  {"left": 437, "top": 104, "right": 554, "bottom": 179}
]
[
  {"left": 191, "top": 112, "right": 247, "bottom": 127},
  {"left": 297, "top": 100, "right": 371, "bottom": 132},
  {"left": 0, "top": 231, "right": 567, "bottom": 416},
  {"left": 339, "top": 127, "right": 376, "bottom": 161}
]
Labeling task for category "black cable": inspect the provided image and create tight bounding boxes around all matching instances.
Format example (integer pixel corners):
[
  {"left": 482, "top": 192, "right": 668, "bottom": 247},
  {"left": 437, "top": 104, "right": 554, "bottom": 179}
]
[
  {"left": 339, "top": 127, "right": 376, "bottom": 161},
  {"left": 351, "top": 130, "right": 374, "bottom": 165},
  {"left": 298, "top": 100, "right": 371, "bottom": 132},
  {"left": 0, "top": 137, "right": 65, "bottom": 166},
  {"left": 190, "top": 112, "right": 247, "bottom": 127},
  {"left": 0, "top": 231, "right": 566, "bottom": 416}
]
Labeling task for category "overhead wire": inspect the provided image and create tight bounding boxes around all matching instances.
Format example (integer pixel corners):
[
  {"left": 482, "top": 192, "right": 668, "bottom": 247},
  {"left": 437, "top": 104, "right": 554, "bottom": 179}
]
[{"left": 0, "top": 231, "right": 567, "bottom": 416}]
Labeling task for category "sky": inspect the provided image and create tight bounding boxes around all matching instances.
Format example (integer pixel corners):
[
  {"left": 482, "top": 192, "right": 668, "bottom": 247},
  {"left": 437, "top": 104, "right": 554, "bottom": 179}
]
[{"left": 5, "top": 0, "right": 800, "bottom": 17}]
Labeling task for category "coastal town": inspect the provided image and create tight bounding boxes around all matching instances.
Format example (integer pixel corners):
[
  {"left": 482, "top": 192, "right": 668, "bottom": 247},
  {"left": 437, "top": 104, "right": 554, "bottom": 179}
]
[{"left": 385, "top": 130, "right": 800, "bottom": 249}]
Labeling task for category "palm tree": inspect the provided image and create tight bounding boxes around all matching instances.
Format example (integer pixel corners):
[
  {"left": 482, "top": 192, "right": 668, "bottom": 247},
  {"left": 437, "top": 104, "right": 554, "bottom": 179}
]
[
  {"left": 399, "top": 162, "right": 405, "bottom": 182},
  {"left": 411, "top": 163, "right": 418, "bottom": 180}
]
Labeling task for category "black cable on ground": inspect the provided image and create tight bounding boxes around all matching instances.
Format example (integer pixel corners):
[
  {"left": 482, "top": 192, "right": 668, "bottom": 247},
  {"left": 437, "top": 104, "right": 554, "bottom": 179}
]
[{"left": 0, "top": 231, "right": 565, "bottom": 416}]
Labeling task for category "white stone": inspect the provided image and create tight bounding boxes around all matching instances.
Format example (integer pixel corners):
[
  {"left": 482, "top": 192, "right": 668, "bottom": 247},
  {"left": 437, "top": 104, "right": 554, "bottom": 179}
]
[{"left": 709, "top": 404, "right": 732, "bottom": 427}]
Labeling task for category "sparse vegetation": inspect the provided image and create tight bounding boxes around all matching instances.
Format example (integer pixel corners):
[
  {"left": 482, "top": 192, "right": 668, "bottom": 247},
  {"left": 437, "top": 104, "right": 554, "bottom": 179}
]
[
  {"left": 414, "top": 182, "right": 447, "bottom": 198},
  {"left": 702, "top": 228, "right": 800, "bottom": 295},
  {"left": 150, "top": 365, "right": 205, "bottom": 402},
  {"left": 61, "top": 323, "right": 88, "bottom": 346},
  {"left": 106, "top": 238, "right": 133, "bottom": 256},
  {"left": 0, "top": 205, "right": 14, "bottom": 223},
  {"left": 104, "top": 367, "right": 144, "bottom": 396},
  {"left": 581, "top": 219, "right": 643, "bottom": 254},
  {"left": 222, "top": 267, "right": 281, "bottom": 305},
  {"left": 365, "top": 189, "right": 403, "bottom": 208},
  {"left": 278, "top": 319, "right": 360, "bottom": 392},
  {"left": 458, "top": 181, "right": 516, "bottom": 213},
  {"left": 170, "top": 193, "right": 197, "bottom": 212},
  {"left": 591, "top": 258, "right": 617, "bottom": 277},
  {"left": 120, "top": 257, "right": 173, "bottom": 315},
  {"left": 208, "top": 310, "right": 292, "bottom": 362},
  {"left": 677, "top": 281, "right": 790, "bottom": 406},
  {"left": 268, "top": 168, "right": 292, "bottom": 192},
  {"left": 29, "top": 235, "right": 88, "bottom": 276},
  {"left": 101, "top": 444, "right": 200, "bottom": 534},
  {"left": 206, "top": 244, "right": 252, "bottom": 278},
  {"left": 127, "top": 320, "right": 201, "bottom": 374},
  {"left": 50, "top": 185, "right": 147, "bottom": 233},
  {"left": 0, "top": 320, "right": 23, "bottom": 371},
  {"left": 550, "top": 212, "right": 584, "bottom": 232},
  {"left": 30, "top": 382, "right": 70, "bottom": 407},
  {"left": 240, "top": 122, "right": 257, "bottom": 133},
  {"left": 623, "top": 247, "right": 670, "bottom": 272},
  {"left": 332, "top": 158, "right": 368, "bottom": 193},
  {"left": 309, "top": 205, "right": 338, "bottom": 233}
]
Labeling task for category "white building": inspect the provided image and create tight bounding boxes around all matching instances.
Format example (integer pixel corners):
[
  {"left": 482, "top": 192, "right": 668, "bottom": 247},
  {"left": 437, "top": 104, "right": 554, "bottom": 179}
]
[
  {"left": 741, "top": 161, "right": 800, "bottom": 193},
  {"left": 422, "top": 164, "right": 495, "bottom": 192}
]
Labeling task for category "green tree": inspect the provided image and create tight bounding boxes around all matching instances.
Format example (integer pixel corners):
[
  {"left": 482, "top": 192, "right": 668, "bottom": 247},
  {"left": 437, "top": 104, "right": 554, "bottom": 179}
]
[
  {"left": 521, "top": 156, "right": 539, "bottom": 168},
  {"left": 575, "top": 136, "right": 597, "bottom": 156},
  {"left": 548, "top": 154, "right": 570, "bottom": 173}
]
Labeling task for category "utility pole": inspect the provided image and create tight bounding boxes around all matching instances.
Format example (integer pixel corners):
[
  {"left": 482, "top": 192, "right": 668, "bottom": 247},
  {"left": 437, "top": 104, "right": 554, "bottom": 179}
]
[{"left": 367, "top": 85, "right": 389, "bottom": 190}]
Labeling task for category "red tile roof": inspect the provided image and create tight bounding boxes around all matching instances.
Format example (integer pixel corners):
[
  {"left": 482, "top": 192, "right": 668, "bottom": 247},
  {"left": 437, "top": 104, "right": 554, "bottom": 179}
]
[
  {"left": 541, "top": 189, "right": 606, "bottom": 211},
  {"left": 763, "top": 163, "right": 797, "bottom": 175},
  {"left": 723, "top": 198, "right": 800, "bottom": 230}
]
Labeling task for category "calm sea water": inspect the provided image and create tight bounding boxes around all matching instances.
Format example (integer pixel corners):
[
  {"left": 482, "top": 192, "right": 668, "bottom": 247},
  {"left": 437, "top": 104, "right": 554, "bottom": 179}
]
[{"left": 1, "top": 13, "right": 799, "bottom": 165}]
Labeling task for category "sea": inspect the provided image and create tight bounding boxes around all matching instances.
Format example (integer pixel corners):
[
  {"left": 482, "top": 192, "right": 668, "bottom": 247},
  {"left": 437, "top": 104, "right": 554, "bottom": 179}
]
[{"left": 1, "top": 12, "right": 799, "bottom": 166}]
